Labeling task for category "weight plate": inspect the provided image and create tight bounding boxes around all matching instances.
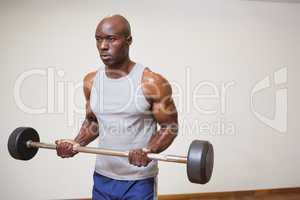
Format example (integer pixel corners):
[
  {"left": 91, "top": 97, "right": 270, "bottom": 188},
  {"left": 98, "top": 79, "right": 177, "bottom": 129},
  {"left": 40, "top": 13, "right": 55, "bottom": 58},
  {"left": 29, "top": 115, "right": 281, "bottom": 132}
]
[
  {"left": 187, "top": 140, "right": 214, "bottom": 184},
  {"left": 8, "top": 127, "right": 40, "bottom": 160}
]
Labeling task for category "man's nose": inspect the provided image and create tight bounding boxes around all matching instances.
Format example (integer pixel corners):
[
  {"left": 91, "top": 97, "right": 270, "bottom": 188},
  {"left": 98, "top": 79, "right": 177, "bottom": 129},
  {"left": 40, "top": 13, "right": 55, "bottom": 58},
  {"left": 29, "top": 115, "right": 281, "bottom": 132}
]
[{"left": 100, "top": 40, "right": 109, "bottom": 50}]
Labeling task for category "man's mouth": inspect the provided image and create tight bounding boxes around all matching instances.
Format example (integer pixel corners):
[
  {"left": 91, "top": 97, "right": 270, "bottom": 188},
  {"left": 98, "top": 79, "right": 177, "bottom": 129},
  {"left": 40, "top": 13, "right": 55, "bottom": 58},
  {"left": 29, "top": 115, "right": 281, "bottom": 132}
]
[{"left": 100, "top": 54, "right": 111, "bottom": 59}]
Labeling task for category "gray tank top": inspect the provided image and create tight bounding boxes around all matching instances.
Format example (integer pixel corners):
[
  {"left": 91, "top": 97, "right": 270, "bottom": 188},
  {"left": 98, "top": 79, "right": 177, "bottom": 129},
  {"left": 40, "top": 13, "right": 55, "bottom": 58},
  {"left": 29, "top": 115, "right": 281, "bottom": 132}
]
[{"left": 90, "top": 63, "right": 158, "bottom": 180}]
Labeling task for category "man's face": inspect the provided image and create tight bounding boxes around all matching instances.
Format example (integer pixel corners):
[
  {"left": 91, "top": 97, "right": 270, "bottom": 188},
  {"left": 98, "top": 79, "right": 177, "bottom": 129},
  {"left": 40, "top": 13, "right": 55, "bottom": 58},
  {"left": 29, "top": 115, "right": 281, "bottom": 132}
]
[{"left": 95, "top": 20, "right": 131, "bottom": 67}]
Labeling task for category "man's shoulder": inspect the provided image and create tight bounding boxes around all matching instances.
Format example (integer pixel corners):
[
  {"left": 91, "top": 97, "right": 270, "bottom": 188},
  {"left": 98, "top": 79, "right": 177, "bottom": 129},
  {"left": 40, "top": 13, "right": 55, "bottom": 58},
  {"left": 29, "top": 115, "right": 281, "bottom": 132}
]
[
  {"left": 84, "top": 70, "right": 97, "bottom": 83},
  {"left": 142, "top": 68, "right": 169, "bottom": 86},
  {"left": 142, "top": 68, "right": 172, "bottom": 101}
]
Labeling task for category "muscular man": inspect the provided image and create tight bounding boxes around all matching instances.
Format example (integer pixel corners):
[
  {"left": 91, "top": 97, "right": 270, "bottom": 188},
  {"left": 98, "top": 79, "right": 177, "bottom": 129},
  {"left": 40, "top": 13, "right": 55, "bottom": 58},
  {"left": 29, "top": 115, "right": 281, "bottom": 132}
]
[{"left": 56, "top": 15, "right": 178, "bottom": 200}]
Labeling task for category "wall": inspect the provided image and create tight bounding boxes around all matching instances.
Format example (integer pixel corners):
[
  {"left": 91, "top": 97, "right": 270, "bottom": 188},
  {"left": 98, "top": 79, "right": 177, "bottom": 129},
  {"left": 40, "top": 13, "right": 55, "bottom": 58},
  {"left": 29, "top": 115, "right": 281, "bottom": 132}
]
[{"left": 1, "top": 0, "right": 300, "bottom": 199}]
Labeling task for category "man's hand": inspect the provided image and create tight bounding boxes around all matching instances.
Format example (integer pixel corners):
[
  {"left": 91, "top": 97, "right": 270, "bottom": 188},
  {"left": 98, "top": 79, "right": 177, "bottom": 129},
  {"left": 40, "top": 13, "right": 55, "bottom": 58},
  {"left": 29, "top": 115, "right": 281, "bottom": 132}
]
[
  {"left": 55, "top": 139, "right": 80, "bottom": 158},
  {"left": 128, "top": 148, "right": 152, "bottom": 167}
]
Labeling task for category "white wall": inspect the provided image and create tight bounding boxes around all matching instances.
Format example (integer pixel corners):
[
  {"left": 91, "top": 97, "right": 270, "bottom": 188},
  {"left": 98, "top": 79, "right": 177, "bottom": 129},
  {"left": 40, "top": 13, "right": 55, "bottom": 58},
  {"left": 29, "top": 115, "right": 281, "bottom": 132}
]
[{"left": 1, "top": 0, "right": 300, "bottom": 199}]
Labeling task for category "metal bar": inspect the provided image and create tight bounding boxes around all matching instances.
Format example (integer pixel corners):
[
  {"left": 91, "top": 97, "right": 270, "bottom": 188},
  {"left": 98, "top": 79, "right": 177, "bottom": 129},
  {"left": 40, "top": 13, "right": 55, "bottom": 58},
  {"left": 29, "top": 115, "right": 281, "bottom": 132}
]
[
  {"left": 27, "top": 141, "right": 57, "bottom": 150},
  {"left": 27, "top": 141, "right": 187, "bottom": 164}
]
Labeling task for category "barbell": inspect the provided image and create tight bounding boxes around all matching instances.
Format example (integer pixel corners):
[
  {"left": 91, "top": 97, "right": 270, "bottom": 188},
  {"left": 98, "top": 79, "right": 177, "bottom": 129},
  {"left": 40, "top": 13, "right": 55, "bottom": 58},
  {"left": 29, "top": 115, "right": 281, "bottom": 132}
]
[{"left": 7, "top": 127, "right": 214, "bottom": 184}]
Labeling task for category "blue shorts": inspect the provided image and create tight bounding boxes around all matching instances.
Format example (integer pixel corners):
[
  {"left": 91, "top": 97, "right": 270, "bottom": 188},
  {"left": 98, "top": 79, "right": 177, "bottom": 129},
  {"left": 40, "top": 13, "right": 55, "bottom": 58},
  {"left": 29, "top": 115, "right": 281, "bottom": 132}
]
[{"left": 92, "top": 172, "right": 157, "bottom": 200}]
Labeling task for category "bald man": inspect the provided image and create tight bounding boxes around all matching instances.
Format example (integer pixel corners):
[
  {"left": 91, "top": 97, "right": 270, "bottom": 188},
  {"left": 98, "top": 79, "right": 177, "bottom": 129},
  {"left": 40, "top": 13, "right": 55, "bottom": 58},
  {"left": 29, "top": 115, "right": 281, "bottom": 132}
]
[{"left": 55, "top": 15, "right": 178, "bottom": 200}]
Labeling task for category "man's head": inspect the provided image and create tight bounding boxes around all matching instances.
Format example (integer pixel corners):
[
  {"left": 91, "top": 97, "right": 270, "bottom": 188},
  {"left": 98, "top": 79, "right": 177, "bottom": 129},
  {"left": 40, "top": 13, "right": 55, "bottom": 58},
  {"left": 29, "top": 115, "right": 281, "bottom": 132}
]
[{"left": 95, "top": 15, "right": 132, "bottom": 67}]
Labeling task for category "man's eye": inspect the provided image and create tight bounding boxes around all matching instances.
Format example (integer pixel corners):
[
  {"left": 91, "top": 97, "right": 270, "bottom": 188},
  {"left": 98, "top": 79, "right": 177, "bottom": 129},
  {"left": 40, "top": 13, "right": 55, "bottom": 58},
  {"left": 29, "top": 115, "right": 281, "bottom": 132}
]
[{"left": 109, "top": 38, "right": 116, "bottom": 42}]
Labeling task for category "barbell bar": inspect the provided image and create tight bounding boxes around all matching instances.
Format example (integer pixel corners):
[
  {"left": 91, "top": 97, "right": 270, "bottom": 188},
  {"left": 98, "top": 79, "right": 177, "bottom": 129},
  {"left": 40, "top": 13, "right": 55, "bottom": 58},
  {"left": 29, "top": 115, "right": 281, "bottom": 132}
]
[{"left": 8, "top": 127, "right": 214, "bottom": 184}]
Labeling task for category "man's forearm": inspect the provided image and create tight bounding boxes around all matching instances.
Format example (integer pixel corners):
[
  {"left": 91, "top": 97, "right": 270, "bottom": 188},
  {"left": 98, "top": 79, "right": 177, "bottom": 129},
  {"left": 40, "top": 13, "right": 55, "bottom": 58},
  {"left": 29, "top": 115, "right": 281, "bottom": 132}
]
[
  {"left": 146, "top": 123, "right": 178, "bottom": 154},
  {"left": 74, "top": 118, "right": 99, "bottom": 146}
]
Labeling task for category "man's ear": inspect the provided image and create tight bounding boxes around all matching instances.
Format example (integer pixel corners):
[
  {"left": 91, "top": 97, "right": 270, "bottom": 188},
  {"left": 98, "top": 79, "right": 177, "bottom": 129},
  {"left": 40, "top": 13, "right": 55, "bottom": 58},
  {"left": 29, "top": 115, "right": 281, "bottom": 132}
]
[{"left": 126, "top": 36, "right": 132, "bottom": 45}]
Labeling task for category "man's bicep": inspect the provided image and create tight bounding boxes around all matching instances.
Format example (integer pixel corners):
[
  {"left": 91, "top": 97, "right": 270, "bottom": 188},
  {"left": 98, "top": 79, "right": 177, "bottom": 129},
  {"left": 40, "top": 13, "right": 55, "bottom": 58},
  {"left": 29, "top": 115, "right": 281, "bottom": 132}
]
[
  {"left": 84, "top": 101, "right": 99, "bottom": 136},
  {"left": 86, "top": 101, "right": 98, "bottom": 122},
  {"left": 143, "top": 69, "right": 178, "bottom": 131},
  {"left": 151, "top": 75, "right": 177, "bottom": 125},
  {"left": 150, "top": 97, "right": 178, "bottom": 147},
  {"left": 152, "top": 93, "right": 178, "bottom": 138},
  {"left": 83, "top": 71, "right": 96, "bottom": 101},
  {"left": 152, "top": 97, "right": 178, "bottom": 125},
  {"left": 83, "top": 71, "right": 98, "bottom": 122}
]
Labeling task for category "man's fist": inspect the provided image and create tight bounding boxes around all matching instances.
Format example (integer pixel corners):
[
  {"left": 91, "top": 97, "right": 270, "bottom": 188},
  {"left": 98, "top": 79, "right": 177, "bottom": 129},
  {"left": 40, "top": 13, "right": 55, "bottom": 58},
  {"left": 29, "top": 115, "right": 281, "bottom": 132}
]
[
  {"left": 55, "top": 139, "right": 79, "bottom": 158},
  {"left": 128, "top": 148, "right": 151, "bottom": 167}
]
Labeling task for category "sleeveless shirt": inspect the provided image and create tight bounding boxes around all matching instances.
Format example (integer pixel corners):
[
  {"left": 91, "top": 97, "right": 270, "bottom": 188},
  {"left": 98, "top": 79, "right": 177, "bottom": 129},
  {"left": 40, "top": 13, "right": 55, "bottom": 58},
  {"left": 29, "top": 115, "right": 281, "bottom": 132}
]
[{"left": 90, "top": 63, "right": 158, "bottom": 180}]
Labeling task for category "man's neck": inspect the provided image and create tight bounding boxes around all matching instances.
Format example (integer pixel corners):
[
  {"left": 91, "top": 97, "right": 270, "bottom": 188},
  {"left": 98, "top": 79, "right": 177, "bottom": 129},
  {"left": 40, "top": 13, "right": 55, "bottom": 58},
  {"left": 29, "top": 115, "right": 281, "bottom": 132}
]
[{"left": 105, "top": 59, "right": 135, "bottom": 79}]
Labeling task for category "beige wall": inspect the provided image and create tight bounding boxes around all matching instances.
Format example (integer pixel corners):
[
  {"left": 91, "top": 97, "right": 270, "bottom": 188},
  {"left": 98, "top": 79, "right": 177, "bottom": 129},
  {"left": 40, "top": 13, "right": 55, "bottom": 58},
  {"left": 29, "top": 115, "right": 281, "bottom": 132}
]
[{"left": 1, "top": 0, "right": 300, "bottom": 199}]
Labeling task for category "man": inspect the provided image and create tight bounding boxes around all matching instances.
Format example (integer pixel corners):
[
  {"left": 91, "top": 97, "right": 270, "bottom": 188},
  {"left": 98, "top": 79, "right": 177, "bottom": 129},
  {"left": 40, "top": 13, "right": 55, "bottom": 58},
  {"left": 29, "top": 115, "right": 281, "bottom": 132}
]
[{"left": 56, "top": 15, "right": 178, "bottom": 200}]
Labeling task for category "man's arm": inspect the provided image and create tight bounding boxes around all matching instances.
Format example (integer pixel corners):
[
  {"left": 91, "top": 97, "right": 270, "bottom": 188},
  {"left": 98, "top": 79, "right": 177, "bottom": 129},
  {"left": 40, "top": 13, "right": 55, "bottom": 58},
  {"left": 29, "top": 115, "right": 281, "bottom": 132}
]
[
  {"left": 128, "top": 69, "right": 178, "bottom": 166},
  {"left": 74, "top": 71, "right": 99, "bottom": 146},
  {"left": 56, "top": 71, "right": 99, "bottom": 158},
  {"left": 144, "top": 69, "right": 178, "bottom": 153}
]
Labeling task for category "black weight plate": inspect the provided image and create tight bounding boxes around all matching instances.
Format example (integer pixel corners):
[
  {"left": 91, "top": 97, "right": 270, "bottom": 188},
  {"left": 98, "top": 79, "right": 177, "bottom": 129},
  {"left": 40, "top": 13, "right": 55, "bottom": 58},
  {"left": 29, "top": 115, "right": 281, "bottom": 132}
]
[
  {"left": 8, "top": 127, "right": 39, "bottom": 160},
  {"left": 187, "top": 140, "right": 214, "bottom": 184}
]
